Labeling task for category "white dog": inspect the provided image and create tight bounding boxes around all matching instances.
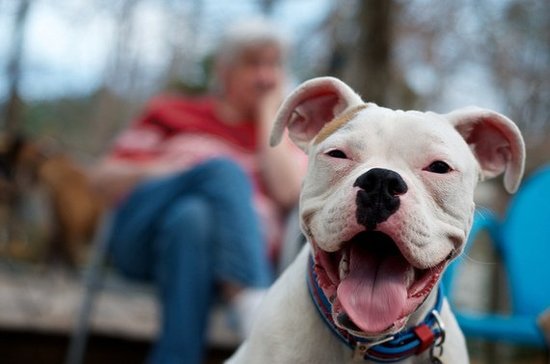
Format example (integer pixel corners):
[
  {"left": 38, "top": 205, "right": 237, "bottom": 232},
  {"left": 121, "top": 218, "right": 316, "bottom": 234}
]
[{"left": 228, "top": 77, "right": 525, "bottom": 363}]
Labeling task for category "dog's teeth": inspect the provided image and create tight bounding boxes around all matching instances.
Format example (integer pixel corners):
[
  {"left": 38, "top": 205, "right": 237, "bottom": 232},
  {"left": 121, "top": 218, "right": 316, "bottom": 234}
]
[
  {"left": 339, "top": 255, "right": 349, "bottom": 280},
  {"left": 404, "top": 267, "right": 415, "bottom": 287}
]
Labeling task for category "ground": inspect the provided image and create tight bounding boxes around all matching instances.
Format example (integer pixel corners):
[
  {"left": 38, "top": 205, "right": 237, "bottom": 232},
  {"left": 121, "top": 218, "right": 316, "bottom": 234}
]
[{"left": 0, "top": 259, "right": 239, "bottom": 364}]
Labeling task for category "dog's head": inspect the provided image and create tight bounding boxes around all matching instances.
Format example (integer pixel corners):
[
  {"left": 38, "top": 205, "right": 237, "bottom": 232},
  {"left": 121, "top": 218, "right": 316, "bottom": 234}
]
[{"left": 272, "top": 77, "right": 525, "bottom": 337}]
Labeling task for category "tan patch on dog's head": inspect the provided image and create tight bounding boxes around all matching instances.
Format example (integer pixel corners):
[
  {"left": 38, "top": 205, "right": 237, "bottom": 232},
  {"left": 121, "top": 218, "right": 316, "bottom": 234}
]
[{"left": 314, "top": 104, "right": 368, "bottom": 145}]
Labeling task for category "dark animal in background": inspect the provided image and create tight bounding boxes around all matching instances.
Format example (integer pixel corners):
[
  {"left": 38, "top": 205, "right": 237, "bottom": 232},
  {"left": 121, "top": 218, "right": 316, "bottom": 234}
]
[{"left": 0, "top": 133, "right": 103, "bottom": 266}]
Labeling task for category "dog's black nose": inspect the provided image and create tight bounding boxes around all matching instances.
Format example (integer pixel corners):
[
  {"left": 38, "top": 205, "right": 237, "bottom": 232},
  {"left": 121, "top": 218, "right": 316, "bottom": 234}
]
[{"left": 354, "top": 168, "right": 408, "bottom": 230}]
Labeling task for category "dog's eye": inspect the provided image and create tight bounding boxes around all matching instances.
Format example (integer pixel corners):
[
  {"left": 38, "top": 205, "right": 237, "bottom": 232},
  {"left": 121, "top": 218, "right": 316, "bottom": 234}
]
[
  {"left": 426, "top": 161, "right": 452, "bottom": 174},
  {"left": 325, "top": 149, "right": 348, "bottom": 159}
]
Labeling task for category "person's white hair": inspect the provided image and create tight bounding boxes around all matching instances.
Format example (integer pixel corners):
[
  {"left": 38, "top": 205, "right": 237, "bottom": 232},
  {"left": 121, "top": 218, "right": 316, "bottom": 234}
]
[
  {"left": 215, "top": 17, "right": 289, "bottom": 67},
  {"left": 211, "top": 18, "right": 289, "bottom": 93}
]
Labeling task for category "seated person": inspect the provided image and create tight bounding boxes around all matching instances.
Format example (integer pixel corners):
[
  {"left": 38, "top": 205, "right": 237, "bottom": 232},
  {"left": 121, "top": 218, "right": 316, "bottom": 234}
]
[{"left": 91, "top": 19, "right": 305, "bottom": 364}]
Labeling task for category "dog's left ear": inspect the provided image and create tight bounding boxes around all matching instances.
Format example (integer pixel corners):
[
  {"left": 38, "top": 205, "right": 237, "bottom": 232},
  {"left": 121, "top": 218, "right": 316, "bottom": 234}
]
[
  {"left": 446, "top": 107, "right": 525, "bottom": 193},
  {"left": 270, "top": 77, "right": 363, "bottom": 152}
]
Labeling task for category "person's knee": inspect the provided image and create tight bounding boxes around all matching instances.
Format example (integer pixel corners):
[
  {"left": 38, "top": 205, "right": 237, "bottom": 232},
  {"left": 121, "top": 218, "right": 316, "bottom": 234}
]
[
  {"left": 157, "top": 196, "right": 211, "bottom": 252},
  {"left": 195, "top": 158, "right": 252, "bottom": 192}
]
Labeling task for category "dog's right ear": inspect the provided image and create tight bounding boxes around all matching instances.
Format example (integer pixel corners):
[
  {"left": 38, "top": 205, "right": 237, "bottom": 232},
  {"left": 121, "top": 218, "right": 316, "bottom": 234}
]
[
  {"left": 270, "top": 77, "right": 363, "bottom": 152},
  {"left": 446, "top": 106, "right": 525, "bottom": 193}
]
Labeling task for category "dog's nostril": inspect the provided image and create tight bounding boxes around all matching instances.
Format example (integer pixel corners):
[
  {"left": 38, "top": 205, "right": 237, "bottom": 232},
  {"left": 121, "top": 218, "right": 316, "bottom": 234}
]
[
  {"left": 388, "top": 177, "right": 407, "bottom": 196},
  {"left": 361, "top": 172, "right": 379, "bottom": 193}
]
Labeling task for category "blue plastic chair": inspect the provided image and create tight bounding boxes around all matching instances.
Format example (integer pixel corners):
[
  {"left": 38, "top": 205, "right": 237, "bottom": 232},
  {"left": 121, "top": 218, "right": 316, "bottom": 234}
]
[{"left": 443, "top": 164, "right": 550, "bottom": 347}]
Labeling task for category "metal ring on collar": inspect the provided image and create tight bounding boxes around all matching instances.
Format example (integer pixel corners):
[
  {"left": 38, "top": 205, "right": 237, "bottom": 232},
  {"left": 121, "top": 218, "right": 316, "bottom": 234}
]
[
  {"left": 431, "top": 309, "right": 446, "bottom": 346},
  {"left": 429, "top": 309, "right": 446, "bottom": 361}
]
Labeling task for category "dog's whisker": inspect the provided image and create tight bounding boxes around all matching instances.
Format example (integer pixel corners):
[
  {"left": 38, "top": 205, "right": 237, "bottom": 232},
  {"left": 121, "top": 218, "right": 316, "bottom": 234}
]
[
  {"left": 453, "top": 251, "right": 498, "bottom": 267},
  {"left": 461, "top": 253, "right": 498, "bottom": 266}
]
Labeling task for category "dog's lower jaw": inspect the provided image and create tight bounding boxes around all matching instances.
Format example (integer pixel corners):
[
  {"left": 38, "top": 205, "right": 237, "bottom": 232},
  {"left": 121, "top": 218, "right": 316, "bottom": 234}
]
[
  {"left": 333, "top": 309, "right": 408, "bottom": 339},
  {"left": 311, "top": 232, "right": 449, "bottom": 336},
  {"left": 336, "top": 280, "right": 441, "bottom": 340},
  {"left": 307, "top": 248, "right": 450, "bottom": 364}
]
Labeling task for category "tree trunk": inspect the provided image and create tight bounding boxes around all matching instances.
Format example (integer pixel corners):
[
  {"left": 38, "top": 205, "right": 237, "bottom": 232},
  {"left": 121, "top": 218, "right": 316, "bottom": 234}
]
[
  {"left": 342, "top": 0, "right": 394, "bottom": 105},
  {"left": 3, "top": 0, "right": 31, "bottom": 133}
]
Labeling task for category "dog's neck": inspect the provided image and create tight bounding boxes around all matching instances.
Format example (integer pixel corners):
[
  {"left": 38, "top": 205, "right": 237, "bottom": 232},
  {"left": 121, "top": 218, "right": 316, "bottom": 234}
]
[{"left": 306, "top": 254, "right": 445, "bottom": 362}]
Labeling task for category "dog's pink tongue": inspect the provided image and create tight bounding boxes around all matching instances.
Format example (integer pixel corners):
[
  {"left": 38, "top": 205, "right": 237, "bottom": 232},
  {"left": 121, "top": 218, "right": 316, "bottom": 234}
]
[{"left": 337, "top": 244, "right": 411, "bottom": 333}]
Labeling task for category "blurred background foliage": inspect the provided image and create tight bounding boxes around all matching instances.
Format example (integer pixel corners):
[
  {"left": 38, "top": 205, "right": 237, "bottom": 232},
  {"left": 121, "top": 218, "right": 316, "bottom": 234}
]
[{"left": 1, "top": 0, "right": 549, "bottom": 167}]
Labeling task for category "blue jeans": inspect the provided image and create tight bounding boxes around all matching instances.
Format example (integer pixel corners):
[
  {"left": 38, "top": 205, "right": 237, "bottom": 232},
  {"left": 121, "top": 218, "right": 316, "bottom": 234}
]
[{"left": 108, "top": 159, "right": 273, "bottom": 364}]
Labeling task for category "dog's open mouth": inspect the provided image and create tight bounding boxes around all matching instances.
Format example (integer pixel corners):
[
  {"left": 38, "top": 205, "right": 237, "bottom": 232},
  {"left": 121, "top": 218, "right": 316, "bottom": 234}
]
[{"left": 314, "top": 231, "right": 448, "bottom": 336}]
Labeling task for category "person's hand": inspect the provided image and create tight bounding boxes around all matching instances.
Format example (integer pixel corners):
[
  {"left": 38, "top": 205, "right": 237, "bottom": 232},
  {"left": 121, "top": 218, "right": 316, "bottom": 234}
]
[
  {"left": 89, "top": 159, "right": 165, "bottom": 206},
  {"left": 88, "top": 162, "right": 143, "bottom": 205},
  {"left": 257, "top": 83, "right": 285, "bottom": 147}
]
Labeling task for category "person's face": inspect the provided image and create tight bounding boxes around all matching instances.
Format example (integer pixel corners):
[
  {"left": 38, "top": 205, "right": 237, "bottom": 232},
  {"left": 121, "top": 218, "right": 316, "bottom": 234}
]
[{"left": 221, "top": 43, "right": 285, "bottom": 113}]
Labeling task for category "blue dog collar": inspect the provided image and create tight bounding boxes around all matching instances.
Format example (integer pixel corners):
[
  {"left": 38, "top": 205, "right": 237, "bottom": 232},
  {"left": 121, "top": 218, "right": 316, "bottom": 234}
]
[{"left": 306, "top": 254, "right": 446, "bottom": 362}]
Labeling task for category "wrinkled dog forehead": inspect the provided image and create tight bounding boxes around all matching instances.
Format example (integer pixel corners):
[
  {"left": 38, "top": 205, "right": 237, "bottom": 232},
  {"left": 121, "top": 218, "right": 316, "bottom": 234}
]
[{"left": 311, "top": 105, "right": 474, "bottom": 163}]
